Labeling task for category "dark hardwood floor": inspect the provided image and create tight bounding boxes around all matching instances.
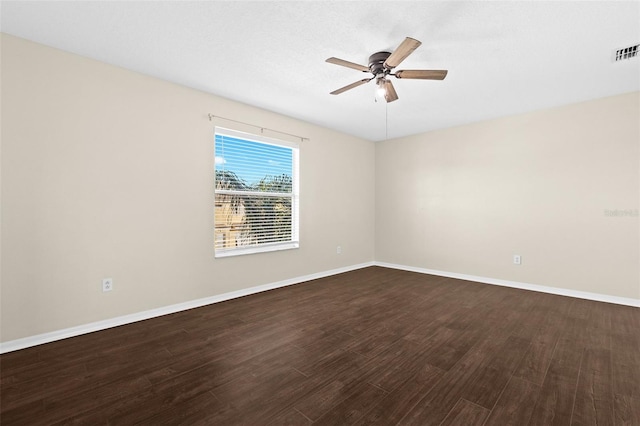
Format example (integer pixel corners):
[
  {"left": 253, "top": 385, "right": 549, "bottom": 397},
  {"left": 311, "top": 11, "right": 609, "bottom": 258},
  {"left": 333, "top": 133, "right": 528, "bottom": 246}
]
[{"left": 1, "top": 266, "right": 639, "bottom": 425}]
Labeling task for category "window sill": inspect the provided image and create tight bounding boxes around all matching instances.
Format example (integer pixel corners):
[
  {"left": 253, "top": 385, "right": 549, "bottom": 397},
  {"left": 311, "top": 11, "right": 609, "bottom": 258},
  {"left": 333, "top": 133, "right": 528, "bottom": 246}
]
[{"left": 215, "top": 242, "right": 299, "bottom": 258}]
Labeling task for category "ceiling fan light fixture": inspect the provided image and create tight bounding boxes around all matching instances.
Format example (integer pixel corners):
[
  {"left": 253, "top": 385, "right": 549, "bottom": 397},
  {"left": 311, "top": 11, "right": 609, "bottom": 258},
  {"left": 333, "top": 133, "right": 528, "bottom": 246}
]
[{"left": 375, "top": 77, "right": 387, "bottom": 98}]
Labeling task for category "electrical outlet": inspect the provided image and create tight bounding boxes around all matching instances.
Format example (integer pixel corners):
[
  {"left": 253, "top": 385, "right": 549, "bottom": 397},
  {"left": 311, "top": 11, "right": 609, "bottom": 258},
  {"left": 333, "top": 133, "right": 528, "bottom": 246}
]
[
  {"left": 337, "top": 246, "right": 342, "bottom": 254},
  {"left": 513, "top": 255, "right": 521, "bottom": 265},
  {"left": 102, "top": 278, "right": 113, "bottom": 292}
]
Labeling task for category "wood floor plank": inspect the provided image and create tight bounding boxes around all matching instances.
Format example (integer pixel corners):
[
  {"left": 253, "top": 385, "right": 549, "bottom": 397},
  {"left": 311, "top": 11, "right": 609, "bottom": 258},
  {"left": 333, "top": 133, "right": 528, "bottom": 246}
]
[
  {"left": 1, "top": 266, "right": 638, "bottom": 425},
  {"left": 613, "top": 394, "right": 640, "bottom": 426},
  {"left": 297, "top": 346, "right": 371, "bottom": 383},
  {"left": 0, "top": 398, "right": 47, "bottom": 426},
  {"left": 360, "top": 338, "right": 427, "bottom": 392},
  {"left": 141, "top": 391, "right": 235, "bottom": 425},
  {"left": 439, "top": 398, "right": 489, "bottom": 426},
  {"left": 346, "top": 315, "right": 414, "bottom": 359},
  {"left": 90, "top": 345, "right": 298, "bottom": 425},
  {"left": 610, "top": 305, "right": 640, "bottom": 337},
  {"left": 292, "top": 350, "right": 373, "bottom": 421},
  {"left": 398, "top": 332, "right": 515, "bottom": 425},
  {"left": 1, "top": 361, "right": 89, "bottom": 411},
  {"left": 42, "top": 373, "right": 152, "bottom": 424},
  {"left": 212, "top": 366, "right": 312, "bottom": 424},
  {"left": 527, "top": 337, "right": 583, "bottom": 426},
  {"left": 461, "top": 335, "right": 531, "bottom": 409},
  {"left": 408, "top": 324, "right": 479, "bottom": 372},
  {"left": 513, "top": 323, "right": 561, "bottom": 385},
  {"left": 611, "top": 332, "right": 640, "bottom": 400},
  {"left": 527, "top": 375, "right": 579, "bottom": 426},
  {"left": 266, "top": 408, "right": 312, "bottom": 425},
  {"left": 571, "top": 347, "right": 614, "bottom": 426},
  {"left": 312, "top": 382, "right": 387, "bottom": 426},
  {"left": 484, "top": 376, "right": 541, "bottom": 426},
  {"left": 294, "top": 376, "right": 365, "bottom": 422},
  {"left": 354, "top": 363, "right": 443, "bottom": 425}
]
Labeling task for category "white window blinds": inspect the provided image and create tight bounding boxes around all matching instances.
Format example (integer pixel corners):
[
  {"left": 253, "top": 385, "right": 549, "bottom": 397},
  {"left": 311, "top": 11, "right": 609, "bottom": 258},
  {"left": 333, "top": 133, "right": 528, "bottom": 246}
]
[{"left": 214, "top": 127, "right": 299, "bottom": 257}]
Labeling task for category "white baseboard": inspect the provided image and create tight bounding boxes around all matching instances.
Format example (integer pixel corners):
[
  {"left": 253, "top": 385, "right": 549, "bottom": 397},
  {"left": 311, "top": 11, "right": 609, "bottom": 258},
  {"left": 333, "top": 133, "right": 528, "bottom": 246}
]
[
  {"left": 375, "top": 261, "right": 640, "bottom": 308},
  {"left": 0, "top": 262, "right": 375, "bottom": 354}
]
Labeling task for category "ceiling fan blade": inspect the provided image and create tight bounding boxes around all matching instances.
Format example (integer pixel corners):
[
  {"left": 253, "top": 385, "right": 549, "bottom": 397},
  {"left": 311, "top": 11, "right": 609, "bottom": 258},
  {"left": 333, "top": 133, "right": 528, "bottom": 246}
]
[
  {"left": 326, "top": 57, "right": 370, "bottom": 72},
  {"left": 395, "top": 70, "right": 448, "bottom": 80},
  {"left": 384, "top": 80, "right": 399, "bottom": 103},
  {"left": 330, "top": 78, "right": 372, "bottom": 95},
  {"left": 384, "top": 37, "right": 422, "bottom": 69}
]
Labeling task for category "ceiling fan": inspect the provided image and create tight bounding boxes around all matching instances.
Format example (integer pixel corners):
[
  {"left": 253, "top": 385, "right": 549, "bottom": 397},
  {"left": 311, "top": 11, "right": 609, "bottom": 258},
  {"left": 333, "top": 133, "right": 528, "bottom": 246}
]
[{"left": 326, "top": 37, "right": 448, "bottom": 103}]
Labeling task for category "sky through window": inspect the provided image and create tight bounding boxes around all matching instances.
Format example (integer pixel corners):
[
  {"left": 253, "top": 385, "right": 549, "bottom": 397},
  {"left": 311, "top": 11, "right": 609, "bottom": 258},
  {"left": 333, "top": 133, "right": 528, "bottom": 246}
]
[{"left": 215, "top": 134, "right": 292, "bottom": 186}]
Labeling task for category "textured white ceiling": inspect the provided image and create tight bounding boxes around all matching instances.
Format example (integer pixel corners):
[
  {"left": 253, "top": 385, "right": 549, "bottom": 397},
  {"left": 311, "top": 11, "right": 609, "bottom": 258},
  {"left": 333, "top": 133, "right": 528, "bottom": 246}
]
[{"left": 2, "top": 1, "right": 639, "bottom": 141}]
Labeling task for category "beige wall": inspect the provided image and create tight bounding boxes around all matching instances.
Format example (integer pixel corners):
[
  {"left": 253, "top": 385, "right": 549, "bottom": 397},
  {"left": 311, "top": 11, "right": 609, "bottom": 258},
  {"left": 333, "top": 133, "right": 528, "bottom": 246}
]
[
  {"left": 0, "top": 34, "right": 375, "bottom": 342},
  {"left": 376, "top": 92, "right": 640, "bottom": 300}
]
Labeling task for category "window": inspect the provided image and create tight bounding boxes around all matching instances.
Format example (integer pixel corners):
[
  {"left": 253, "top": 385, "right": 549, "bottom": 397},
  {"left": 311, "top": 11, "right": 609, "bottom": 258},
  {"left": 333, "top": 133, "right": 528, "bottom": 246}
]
[{"left": 214, "top": 127, "right": 299, "bottom": 257}]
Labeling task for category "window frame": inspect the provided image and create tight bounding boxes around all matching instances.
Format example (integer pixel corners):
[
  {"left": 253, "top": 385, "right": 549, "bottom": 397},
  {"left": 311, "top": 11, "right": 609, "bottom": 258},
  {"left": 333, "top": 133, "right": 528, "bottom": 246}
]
[{"left": 214, "top": 127, "right": 299, "bottom": 258}]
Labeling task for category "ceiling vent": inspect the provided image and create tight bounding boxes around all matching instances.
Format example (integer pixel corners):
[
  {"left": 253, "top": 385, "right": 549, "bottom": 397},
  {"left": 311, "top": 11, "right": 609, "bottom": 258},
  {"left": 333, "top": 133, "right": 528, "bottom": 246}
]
[{"left": 614, "top": 44, "right": 639, "bottom": 62}]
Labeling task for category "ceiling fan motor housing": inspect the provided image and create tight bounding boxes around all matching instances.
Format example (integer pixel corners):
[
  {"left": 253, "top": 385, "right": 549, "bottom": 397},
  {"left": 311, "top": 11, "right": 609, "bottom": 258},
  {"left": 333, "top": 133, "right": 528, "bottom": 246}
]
[{"left": 368, "top": 51, "right": 391, "bottom": 76}]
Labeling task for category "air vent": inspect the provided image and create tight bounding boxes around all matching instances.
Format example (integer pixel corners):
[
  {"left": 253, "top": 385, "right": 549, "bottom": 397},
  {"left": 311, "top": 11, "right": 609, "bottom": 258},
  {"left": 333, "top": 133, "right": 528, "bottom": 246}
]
[{"left": 614, "top": 44, "right": 639, "bottom": 61}]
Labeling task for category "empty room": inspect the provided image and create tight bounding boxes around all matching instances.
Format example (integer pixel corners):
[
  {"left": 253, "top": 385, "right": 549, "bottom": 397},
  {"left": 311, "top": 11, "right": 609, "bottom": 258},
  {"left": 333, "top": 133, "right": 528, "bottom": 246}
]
[{"left": 1, "top": 1, "right": 639, "bottom": 425}]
